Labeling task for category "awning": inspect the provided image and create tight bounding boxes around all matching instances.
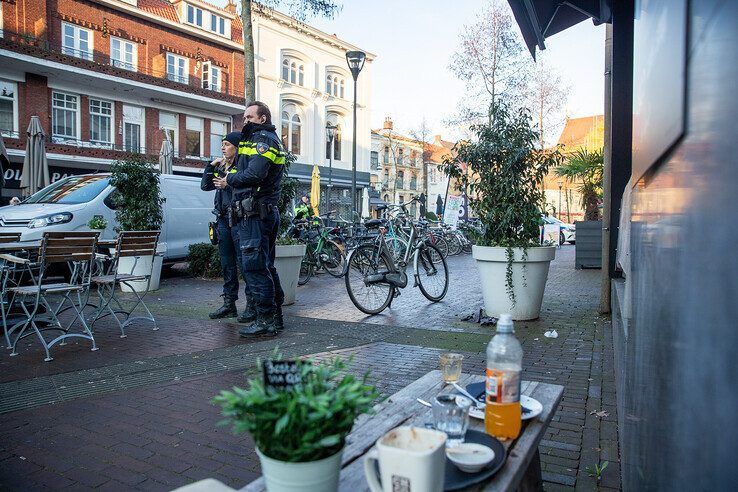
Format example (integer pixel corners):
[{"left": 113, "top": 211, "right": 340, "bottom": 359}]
[
  {"left": 507, "top": 0, "right": 612, "bottom": 58},
  {"left": 369, "top": 197, "right": 387, "bottom": 207}
]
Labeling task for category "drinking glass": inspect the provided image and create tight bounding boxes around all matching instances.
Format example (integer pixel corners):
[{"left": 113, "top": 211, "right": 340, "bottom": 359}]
[
  {"left": 439, "top": 353, "right": 463, "bottom": 383},
  {"left": 432, "top": 394, "right": 472, "bottom": 447}
]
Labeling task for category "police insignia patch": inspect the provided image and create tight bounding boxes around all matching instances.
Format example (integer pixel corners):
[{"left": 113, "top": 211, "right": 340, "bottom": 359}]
[{"left": 256, "top": 142, "right": 269, "bottom": 155}]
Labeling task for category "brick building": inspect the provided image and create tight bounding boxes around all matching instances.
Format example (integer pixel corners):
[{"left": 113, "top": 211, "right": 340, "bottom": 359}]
[{"left": 0, "top": 0, "right": 374, "bottom": 209}]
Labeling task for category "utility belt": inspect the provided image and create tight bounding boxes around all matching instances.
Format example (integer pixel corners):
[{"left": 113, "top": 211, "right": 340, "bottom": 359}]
[{"left": 226, "top": 197, "right": 275, "bottom": 226}]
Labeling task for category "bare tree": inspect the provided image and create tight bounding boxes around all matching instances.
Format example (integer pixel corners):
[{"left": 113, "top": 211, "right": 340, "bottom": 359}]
[
  {"left": 241, "top": 1, "right": 341, "bottom": 102},
  {"left": 525, "top": 57, "right": 570, "bottom": 148},
  {"left": 409, "top": 118, "right": 433, "bottom": 216}
]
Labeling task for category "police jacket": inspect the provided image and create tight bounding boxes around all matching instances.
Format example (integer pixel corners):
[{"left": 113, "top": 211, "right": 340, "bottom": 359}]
[
  {"left": 227, "top": 123, "right": 285, "bottom": 206},
  {"left": 201, "top": 159, "right": 237, "bottom": 213}
]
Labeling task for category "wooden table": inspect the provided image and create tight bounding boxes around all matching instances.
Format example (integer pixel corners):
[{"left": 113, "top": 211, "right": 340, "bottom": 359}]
[
  {"left": 0, "top": 240, "right": 41, "bottom": 252},
  {"left": 243, "top": 371, "right": 563, "bottom": 492}
]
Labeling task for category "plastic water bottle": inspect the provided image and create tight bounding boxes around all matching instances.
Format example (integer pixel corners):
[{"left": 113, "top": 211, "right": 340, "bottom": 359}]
[{"left": 485, "top": 313, "right": 523, "bottom": 439}]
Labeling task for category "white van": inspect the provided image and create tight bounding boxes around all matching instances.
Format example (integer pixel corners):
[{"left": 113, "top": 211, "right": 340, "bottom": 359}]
[{"left": 0, "top": 173, "right": 214, "bottom": 261}]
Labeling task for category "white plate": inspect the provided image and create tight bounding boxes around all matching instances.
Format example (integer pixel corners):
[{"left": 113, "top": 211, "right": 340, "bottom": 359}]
[{"left": 467, "top": 395, "right": 543, "bottom": 421}]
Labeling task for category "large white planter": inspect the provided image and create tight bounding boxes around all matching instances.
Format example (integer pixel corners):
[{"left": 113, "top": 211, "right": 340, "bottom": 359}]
[
  {"left": 274, "top": 243, "right": 306, "bottom": 306},
  {"left": 118, "top": 243, "right": 166, "bottom": 293},
  {"left": 256, "top": 446, "right": 343, "bottom": 492},
  {"left": 472, "top": 245, "right": 556, "bottom": 321}
]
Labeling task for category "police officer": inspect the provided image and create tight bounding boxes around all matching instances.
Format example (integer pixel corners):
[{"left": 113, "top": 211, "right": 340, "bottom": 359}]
[
  {"left": 223, "top": 101, "right": 285, "bottom": 336},
  {"left": 201, "top": 131, "right": 255, "bottom": 320}
]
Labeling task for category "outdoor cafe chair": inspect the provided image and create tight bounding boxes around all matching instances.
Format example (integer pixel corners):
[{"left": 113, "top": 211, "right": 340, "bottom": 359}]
[
  {"left": 0, "top": 232, "right": 23, "bottom": 348},
  {"left": 90, "top": 230, "right": 160, "bottom": 337},
  {"left": 1, "top": 231, "right": 99, "bottom": 362}
]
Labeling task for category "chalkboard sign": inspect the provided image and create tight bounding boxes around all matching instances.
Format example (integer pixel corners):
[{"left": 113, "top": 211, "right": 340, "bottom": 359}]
[{"left": 262, "top": 360, "right": 303, "bottom": 391}]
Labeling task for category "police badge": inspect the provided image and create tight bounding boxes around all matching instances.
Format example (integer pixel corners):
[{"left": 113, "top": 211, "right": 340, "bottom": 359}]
[{"left": 256, "top": 142, "right": 269, "bottom": 155}]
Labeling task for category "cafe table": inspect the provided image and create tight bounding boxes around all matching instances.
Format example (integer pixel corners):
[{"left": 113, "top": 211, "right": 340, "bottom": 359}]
[{"left": 241, "top": 370, "right": 564, "bottom": 492}]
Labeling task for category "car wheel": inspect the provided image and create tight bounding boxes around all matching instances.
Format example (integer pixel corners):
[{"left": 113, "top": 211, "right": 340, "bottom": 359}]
[{"left": 559, "top": 232, "right": 565, "bottom": 246}]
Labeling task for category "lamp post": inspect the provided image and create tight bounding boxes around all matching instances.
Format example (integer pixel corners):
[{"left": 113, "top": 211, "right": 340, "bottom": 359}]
[
  {"left": 346, "top": 50, "right": 366, "bottom": 223},
  {"left": 325, "top": 122, "right": 336, "bottom": 215},
  {"left": 557, "top": 180, "right": 563, "bottom": 220}
]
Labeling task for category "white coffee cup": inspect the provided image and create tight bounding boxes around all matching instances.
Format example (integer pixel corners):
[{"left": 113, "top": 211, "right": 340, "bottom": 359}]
[{"left": 364, "top": 426, "right": 447, "bottom": 492}]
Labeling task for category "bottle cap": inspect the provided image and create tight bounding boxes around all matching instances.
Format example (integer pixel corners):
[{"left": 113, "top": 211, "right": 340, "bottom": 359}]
[{"left": 497, "top": 313, "right": 514, "bottom": 333}]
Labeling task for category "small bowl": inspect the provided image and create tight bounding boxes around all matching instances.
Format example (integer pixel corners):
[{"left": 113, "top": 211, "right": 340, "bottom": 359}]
[{"left": 445, "top": 443, "right": 496, "bottom": 473}]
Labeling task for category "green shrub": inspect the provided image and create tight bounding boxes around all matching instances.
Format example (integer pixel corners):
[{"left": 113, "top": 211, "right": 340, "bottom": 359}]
[
  {"left": 188, "top": 242, "right": 222, "bottom": 278},
  {"left": 109, "top": 155, "right": 165, "bottom": 232}
]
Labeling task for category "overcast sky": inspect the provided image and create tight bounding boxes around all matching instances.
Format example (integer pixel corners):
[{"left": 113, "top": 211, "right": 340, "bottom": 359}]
[{"left": 223, "top": 0, "right": 606, "bottom": 142}]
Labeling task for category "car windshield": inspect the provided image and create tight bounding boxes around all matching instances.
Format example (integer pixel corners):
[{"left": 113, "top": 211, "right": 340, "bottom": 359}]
[{"left": 23, "top": 175, "right": 110, "bottom": 205}]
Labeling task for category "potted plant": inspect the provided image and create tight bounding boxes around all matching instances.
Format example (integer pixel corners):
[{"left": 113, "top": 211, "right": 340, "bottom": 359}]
[
  {"left": 443, "top": 103, "right": 562, "bottom": 320},
  {"left": 109, "top": 155, "right": 166, "bottom": 292},
  {"left": 212, "top": 356, "right": 377, "bottom": 492},
  {"left": 275, "top": 155, "right": 306, "bottom": 305},
  {"left": 87, "top": 215, "right": 108, "bottom": 232},
  {"left": 554, "top": 148, "right": 604, "bottom": 269}
]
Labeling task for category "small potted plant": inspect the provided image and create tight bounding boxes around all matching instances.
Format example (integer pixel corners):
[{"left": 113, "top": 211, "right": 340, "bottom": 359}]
[
  {"left": 443, "top": 103, "right": 562, "bottom": 320},
  {"left": 275, "top": 155, "right": 306, "bottom": 305},
  {"left": 87, "top": 215, "right": 108, "bottom": 232},
  {"left": 213, "top": 356, "right": 377, "bottom": 492}
]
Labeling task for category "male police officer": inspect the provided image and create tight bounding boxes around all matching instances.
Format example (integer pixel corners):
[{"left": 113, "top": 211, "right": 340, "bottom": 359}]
[{"left": 219, "top": 101, "right": 285, "bottom": 336}]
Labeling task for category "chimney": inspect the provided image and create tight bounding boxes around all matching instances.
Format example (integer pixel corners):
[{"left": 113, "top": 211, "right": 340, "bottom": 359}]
[
  {"left": 434, "top": 134, "right": 442, "bottom": 146},
  {"left": 224, "top": 0, "right": 237, "bottom": 14},
  {"left": 383, "top": 117, "right": 393, "bottom": 131}
]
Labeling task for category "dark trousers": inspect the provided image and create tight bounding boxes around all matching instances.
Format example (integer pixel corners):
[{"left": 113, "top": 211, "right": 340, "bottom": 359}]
[
  {"left": 217, "top": 217, "right": 241, "bottom": 300},
  {"left": 239, "top": 208, "right": 284, "bottom": 315}
]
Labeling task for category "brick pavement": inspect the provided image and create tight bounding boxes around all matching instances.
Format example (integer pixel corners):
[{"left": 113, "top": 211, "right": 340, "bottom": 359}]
[{"left": 0, "top": 245, "right": 621, "bottom": 490}]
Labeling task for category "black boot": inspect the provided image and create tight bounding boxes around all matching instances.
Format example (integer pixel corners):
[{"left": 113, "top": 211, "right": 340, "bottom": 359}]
[
  {"left": 209, "top": 296, "right": 237, "bottom": 319},
  {"left": 275, "top": 306, "right": 285, "bottom": 331},
  {"left": 239, "top": 312, "right": 277, "bottom": 336},
  {"left": 237, "top": 303, "right": 257, "bottom": 324}
]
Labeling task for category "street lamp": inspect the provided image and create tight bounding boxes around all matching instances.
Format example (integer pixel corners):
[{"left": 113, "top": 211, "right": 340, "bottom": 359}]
[
  {"left": 346, "top": 50, "right": 366, "bottom": 223},
  {"left": 325, "top": 122, "right": 337, "bottom": 215},
  {"left": 557, "top": 180, "right": 563, "bottom": 220}
]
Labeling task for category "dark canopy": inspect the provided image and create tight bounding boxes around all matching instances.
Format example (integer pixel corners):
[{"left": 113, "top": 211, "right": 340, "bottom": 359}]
[{"left": 507, "top": 0, "right": 612, "bottom": 58}]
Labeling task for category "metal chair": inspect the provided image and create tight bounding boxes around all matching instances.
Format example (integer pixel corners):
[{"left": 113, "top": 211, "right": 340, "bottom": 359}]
[
  {"left": 0, "top": 233, "right": 23, "bottom": 348},
  {"left": 2, "top": 231, "right": 99, "bottom": 362},
  {"left": 91, "top": 230, "right": 160, "bottom": 337}
]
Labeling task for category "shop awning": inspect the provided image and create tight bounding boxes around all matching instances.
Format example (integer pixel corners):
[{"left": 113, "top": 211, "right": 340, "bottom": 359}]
[{"left": 507, "top": 0, "right": 612, "bottom": 59}]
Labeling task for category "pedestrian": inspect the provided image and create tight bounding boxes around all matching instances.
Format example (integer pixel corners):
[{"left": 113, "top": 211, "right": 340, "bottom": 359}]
[
  {"left": 294, "top": 194, "right": 314, "bottom": 221},
  {"left": 436, "top": 194, "right": 444, "bottom": 218},
  {"left": 222, "top": 101, "right": 285, "bottom": 336},
  {"left": 201, "top": 131, "right": 254, "bottom": 320}
]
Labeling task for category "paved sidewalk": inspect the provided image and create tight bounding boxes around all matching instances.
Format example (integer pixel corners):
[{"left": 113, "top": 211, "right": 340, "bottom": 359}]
[{"left": 0, "top": 245, "right": 620, "bottom": 490}]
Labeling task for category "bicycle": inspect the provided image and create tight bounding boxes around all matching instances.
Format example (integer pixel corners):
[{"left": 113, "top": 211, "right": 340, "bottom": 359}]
[
  {"left": 295, "top": 214, "right": 346, "bottom": 285},
  {"left": 344, "top": 197, "right": 449, "bottom": 315}
]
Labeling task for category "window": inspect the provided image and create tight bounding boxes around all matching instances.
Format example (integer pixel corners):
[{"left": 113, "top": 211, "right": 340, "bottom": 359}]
[
  {"left": 282, "top": 59, "right": 289, "bottom": 81},
  {"left": 282, "top": 57, "right": 305, "bottom": 86},
  {"left": 122, "top": 105, "right": 145, "bottom": 153},
  {"left": 160, "top": 112, "right": 179, "bottom": 156},
  {"left": 186, "top": 116, "right": 203, "bottom": 157},
  {"left": 62, "top": 22, "right": 92, "bottom": 61},
  {"left": 210, "top": 120, "right": 227, "bottom": 158},
  {"left": 110, "top": 37, "right": 136, "bottom": 71},
  {"left": 398, "top": 148, "right": 404, "bottom": 165},
  {"left": 89, "top": 99, "right": 112, "bottom": 146},
  {"left": 52, "top": 92, "right": 79, "bottom": 141},
  {"left": 325, "top": 113, "right": 342, "bottom": 161},
  {"left": 210, "top": 13, "right": 217, "bottom": 31},
  {"left": 166, "top": 53, "right": 188, "bottom": 84},
  {"left": 396, "top": 171, "right": 404, "bottom": 190},
  {"left": 325, "top": 73, "right": 346, "bottom": 97},
  {"left": 0, "top": 79, "right": 17, "bottom": 136},
  {"left": 281, "top": 104, "right": 301, "bottom": 155},
  {"left": 410, "top": 174, "right": 418, "bottom": 190},
  {"left": 383, "top": 146, "right": 389, "bottom": 164},
  {"left": 0, "top": 2, "right": 4, "bottom": 39},
  {"left": 370, "top": 151, "right": 379, "bottom": 170},
  {"left": 326, "top": 75, "right": 332, "bottom": 93},
  {"left": 202, "top": 62, "right": 220, "bottom": 92},
  {"left": 340, "top": 80, "right": 345, "bottom": 98}
]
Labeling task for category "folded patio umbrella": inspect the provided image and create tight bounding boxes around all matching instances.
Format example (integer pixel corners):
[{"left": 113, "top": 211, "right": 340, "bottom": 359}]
[
  {"left": 158, "top": 134, "right": 174, "bottom": 175},
  {"left": 310, "top": 164, "right": 320, "bottom": 215},
  {"left": 0, "top": 133, "right": 8, "bottom": 192},
  {"left": 20, "top": 116, "right": 50, "bottom": 197}
]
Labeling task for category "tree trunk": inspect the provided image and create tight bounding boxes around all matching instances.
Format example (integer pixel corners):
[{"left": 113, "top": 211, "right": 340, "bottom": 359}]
[{"left": 242, "top": 0, "right": 256, "bottom": 102}]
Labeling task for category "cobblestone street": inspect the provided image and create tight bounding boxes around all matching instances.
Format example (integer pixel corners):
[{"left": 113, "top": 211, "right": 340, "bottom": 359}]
[{"left": 0, "top": 245, "right": 620, "bottom": 490}]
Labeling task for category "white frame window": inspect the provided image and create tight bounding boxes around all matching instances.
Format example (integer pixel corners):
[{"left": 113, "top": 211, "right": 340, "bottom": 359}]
[
  {"left": 202, "top": 62, "right": 221, "bottom": 92},
  {"left": 62, "top": 22, "right": 93, "bottom": 61},
  {"left": 186, "top": 4, "right": 204, "bottom": 27},
  {"left": 160, "top": 112, "right": 179, "bottom": 157},
  {"left": 166, "top": 53, "right": 188, "bottom": 84},
  {"left": 0, "top": 79, "right": 18, "bottom": 137},
  {"left": 209, "top": 120, "right": 228, "bottom": 158},
  {"left": 280, "top": 104, "right": 302, "bottom": 155},
  {"left": 185, "top": 116, "right": 204, "bottom": 157},
  {"left": 325, "top": 73, "right": 345, "bottom": 98},
  {"left": 89, "top": 99, "right": 113, "bottom": 147},
  {"left": 281, "top": 57, "right": 305, "bottom": 86},
  {"left": 52, "top": 92, "right": 80, "bottom": 142},
  {"left": 123, "top": 105, "right": 145, "bottom": 154},
  {"left": 110, "top": 37, "right": 137, "bottom": 71},
  {"left": 325, "top": 113, "right": 342, "bottom": 161}
]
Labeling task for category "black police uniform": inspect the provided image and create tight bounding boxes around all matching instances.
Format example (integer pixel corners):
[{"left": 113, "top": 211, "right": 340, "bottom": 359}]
[{"left": 226, "top": 122, "right": 285, "bottom": 335}]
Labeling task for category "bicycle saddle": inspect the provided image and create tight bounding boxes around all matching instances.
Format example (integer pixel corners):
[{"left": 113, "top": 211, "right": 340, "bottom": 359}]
[{"left": 364, "top": 219, "right": 384, "bottom": 229}]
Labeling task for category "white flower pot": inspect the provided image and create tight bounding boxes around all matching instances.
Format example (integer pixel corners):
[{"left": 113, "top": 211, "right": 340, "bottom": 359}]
[
  {"left": 118, "top": 243, "right": 166, "bottom": 293},
  {"left": 274, "top": 244, "right": 306, "bottom": 306},
  {"left": 472, "top": 245, "right": 556, "bottom": 321},
  {"left": 256, "top": 446, "right": 343, "bottom": 492}
]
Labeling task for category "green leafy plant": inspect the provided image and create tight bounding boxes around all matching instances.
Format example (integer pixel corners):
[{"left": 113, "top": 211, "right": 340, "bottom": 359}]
[
  {"left": 586, "top": 460, "right": 609, "bottom": 481},
  {"left": 109, "top": 155, "right": 165, "bottom": 232},
  {"left": 212, "top": 356, "right": 377, "bottom": 463},
  {"left": 187, "top": 242, "right": 222, "bottom": 278},
  {"left": 555, "top": 148, "right": 603, "bottom": 221},
  {"left": 87, "top": 215, "right": 108, "bottom": 230},
  {"left": 277, "top": 151, "right": 304, "bottom": 244},
  {"left": 441, "top": 102, "right": 562, "bottom": 305}
]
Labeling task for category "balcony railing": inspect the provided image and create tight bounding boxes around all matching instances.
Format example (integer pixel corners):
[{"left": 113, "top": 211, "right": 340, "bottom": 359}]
[{"left": 0, "top": 29, "right": 245, "bottom": 101}]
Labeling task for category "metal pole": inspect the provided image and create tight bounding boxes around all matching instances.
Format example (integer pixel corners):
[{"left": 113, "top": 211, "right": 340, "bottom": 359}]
[
  {"left": 351, "top": 77, "right": 358, "bottom": 223},
  {"left": 328, "top": 135, "right": 333, "bottom": 216},
  {"left": 558, "top": 185, "right": 562, "bottom": 220}
]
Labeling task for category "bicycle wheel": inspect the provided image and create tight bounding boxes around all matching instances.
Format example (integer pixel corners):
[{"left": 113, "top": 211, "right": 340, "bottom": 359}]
[
  {"left": 428, "top": 236, "right": 448, "bottom": 262},
  {"left": 415, "top": 243, "right": 449, "bottom": 302},
  {"left": 345, "top": 244, "right": 395, "bottom": 315},
  {"left": 384, "top": 236, "right": 409, "bottom": 264},
  {"left": 446, "top": 233, "right": 463, "bottom": 256},
  {"left": 298, "top": 251, "right": 314, "bottom": 285},
  {"left": 322, "top": 240, "right": 347, "bottom": 277}
]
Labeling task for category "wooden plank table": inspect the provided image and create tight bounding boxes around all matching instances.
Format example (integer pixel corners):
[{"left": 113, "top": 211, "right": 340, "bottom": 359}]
[{"left": 243, "top": 370, "right": 563, "bottom": 492}]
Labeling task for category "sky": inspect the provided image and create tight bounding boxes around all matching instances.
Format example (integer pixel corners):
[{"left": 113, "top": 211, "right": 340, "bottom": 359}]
[{"left": 224, "top": 0, "right": 606, "bottom": 143}]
